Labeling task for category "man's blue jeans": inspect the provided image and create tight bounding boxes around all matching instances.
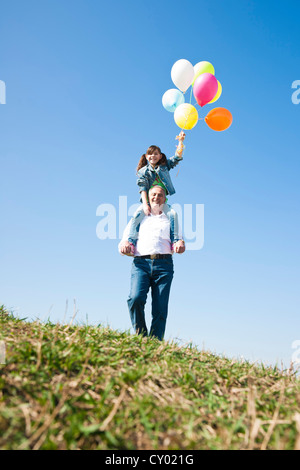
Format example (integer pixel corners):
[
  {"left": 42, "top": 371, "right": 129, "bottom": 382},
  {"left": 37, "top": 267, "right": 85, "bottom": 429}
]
[{"left": 127, "top": 257, "right": 174, "bottom": 340}]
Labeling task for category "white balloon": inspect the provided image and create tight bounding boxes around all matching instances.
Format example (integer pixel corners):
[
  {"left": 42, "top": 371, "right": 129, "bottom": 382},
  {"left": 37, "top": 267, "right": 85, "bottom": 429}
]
[{"left": 171, "top": 59, "right": 194, "bottom": 93}]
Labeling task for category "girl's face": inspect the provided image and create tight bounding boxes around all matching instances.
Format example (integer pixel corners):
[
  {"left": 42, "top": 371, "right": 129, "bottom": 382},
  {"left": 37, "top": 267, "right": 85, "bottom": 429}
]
[{"left": 146, "top": 149, "right": 162, "bottom": 167}]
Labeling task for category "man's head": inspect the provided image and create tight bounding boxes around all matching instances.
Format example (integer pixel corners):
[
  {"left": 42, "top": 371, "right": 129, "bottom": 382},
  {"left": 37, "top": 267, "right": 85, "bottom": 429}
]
[{"left": 148, "top": 185, "right": 166, "bottom": 214}]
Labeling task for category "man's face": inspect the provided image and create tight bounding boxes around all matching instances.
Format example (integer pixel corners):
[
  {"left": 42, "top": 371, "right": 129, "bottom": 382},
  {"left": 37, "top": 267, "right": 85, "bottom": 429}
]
[{"left": 149, "top": 187, "right": 166, "bottom": 209}]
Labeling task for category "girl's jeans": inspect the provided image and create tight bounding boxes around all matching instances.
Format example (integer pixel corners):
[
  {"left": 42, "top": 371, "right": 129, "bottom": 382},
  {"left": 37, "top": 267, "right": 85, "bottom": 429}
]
[{"left": 127, "top": 257, "right": 174, "bottom": 340}]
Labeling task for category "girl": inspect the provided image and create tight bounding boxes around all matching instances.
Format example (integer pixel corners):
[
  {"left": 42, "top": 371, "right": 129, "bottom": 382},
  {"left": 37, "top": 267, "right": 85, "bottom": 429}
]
[{"left": 127, "top": 131, "right": 186, "bottom": 249}]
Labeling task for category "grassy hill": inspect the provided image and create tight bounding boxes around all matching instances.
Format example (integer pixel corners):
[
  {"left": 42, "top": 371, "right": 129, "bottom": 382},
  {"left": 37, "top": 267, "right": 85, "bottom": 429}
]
[{"left": 1, "top": 304, "right": 300, "bottom": 450}]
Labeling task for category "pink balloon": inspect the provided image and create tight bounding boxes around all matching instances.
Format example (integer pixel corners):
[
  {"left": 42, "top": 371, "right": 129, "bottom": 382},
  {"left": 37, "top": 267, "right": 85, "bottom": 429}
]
[{"left": 193, "top": 73, "right": 218, "bottom": 107}]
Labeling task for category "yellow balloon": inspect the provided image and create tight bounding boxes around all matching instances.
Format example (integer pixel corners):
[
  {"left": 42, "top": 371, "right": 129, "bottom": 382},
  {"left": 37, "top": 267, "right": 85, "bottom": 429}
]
[
  {"left": 192, "top": 61, "right": 215, "bottom": 85},
  {"left": 174, "top": 103, "right": 198, "bottom": 130},
  {"left": 208, "top": 80, "right": 222, "bottom": 104}
]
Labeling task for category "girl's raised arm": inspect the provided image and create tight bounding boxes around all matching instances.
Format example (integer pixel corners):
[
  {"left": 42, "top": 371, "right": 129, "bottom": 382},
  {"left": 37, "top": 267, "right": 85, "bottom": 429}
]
[{"left": 167, "top": 131, "right": 186, "bottom": 170}]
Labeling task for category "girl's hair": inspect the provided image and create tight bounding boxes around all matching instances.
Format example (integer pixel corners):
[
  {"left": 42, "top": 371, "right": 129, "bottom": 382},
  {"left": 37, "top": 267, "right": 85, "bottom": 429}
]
[{"left": 136, "top": 145, "right": 167, "bottom": 173}]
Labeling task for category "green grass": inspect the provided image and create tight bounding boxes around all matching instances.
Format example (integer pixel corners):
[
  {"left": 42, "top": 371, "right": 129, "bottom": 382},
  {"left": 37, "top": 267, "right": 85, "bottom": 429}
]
[{"left": 1, "top": 304, "right": 300, "bottom": 450}]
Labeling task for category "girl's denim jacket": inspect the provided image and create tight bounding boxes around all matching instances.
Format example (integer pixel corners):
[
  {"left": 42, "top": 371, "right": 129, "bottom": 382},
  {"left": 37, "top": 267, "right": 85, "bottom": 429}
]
[{"left": 136, "top": 154, "right": 182, "bottom": 196}]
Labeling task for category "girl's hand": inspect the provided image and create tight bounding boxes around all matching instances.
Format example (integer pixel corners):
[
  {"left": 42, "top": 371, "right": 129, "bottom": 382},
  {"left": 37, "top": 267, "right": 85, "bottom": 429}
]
[
  {"left": 177, "top": 131, "right": 186, "bottom": 142},
  {"left": 143, "top": 203, "right": 151, "bottom": 216},
  {"left": 176, "top": 131, "right": 186, "bottom": 157}
]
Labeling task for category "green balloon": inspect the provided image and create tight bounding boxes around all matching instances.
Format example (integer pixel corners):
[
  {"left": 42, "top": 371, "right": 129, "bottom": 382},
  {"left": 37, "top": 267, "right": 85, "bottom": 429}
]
[{"left": 192, "top": 61, "right": 215, "bottom": 85}]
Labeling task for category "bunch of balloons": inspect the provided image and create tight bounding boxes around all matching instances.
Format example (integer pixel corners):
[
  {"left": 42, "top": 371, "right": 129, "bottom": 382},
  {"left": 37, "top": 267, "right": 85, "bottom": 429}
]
[{"left": 162, "top": 59, "right": 232, "bottom": 132}]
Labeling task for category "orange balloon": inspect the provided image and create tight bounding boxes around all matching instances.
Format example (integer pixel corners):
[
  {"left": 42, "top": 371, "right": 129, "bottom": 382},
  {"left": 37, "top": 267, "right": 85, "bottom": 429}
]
[{"left": 205, "top": 107, "right": 232, "bottom": 131}]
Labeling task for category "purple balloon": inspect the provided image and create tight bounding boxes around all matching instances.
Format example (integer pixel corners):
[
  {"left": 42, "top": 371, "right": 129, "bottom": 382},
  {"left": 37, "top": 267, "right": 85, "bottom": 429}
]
[{"left": 193, "top": 73, "right": 218, "bottom": 107}]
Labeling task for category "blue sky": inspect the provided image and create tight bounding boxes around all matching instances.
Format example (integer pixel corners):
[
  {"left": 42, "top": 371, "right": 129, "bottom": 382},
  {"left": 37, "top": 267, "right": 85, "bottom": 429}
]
[{"left": 1, "top": 0, "right": 300, "bottom": 368}]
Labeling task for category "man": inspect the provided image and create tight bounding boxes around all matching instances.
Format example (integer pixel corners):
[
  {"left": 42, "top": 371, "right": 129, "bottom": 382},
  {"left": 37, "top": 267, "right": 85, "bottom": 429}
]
[{"left": 119, "top": 185, "right": 185, "bottom": 340}]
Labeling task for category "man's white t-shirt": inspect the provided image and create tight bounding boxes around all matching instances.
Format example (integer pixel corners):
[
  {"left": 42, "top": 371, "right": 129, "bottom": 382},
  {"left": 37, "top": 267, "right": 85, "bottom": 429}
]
[{"left": 119, "top": 213, "right": 172, "bottom": 256}]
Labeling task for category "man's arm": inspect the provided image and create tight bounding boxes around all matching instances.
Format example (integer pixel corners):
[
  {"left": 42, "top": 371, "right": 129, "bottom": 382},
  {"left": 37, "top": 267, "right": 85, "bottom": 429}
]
[
  {"left": 118, "top": 221, "right": 134, "bottom": 256},
  {"left": 169, "top": 208, "right": 185, "bottom": 254}
]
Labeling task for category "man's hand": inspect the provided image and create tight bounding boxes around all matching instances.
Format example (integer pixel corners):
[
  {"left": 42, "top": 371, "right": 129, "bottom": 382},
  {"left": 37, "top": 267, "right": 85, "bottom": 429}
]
[
  {"left": 119, "top": 241, "right": 134, "bottom": 256},
  {"left": 173, "top": 240, "right": 185, "bottom": 254}
]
